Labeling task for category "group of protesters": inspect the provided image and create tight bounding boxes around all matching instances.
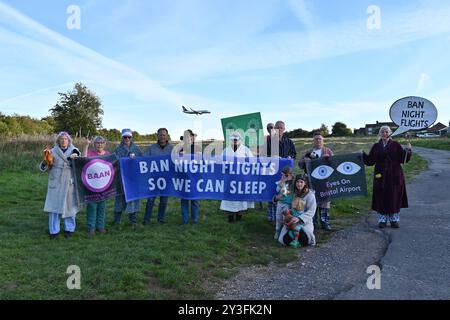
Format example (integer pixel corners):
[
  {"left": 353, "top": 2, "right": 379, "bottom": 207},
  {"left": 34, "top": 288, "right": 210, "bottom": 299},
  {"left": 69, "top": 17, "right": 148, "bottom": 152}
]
[{"left": 40, "top": 123, "right": 412, "bottom": 247}]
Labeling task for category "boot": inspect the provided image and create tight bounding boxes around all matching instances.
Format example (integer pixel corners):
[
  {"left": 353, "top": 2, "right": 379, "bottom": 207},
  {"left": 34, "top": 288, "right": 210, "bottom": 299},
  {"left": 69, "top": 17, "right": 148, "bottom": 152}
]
[
  {"left": 320, "top": 209, "right": 332, "bottom": 231},
  {"left": 114, "top": 211, "right": 122, "bottom": 225}
]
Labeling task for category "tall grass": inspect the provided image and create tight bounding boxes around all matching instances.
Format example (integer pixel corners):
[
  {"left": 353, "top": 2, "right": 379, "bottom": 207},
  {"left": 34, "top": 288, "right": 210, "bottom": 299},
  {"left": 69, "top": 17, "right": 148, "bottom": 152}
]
[{"left": 398, "top": 136, "right": 450, "bottom": 152}]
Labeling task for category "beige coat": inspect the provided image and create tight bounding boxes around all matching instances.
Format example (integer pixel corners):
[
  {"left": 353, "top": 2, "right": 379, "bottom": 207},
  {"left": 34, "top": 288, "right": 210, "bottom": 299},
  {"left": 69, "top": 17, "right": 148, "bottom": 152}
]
[{"left": 40, "top": 145, "right": 81, "bottom": 218}]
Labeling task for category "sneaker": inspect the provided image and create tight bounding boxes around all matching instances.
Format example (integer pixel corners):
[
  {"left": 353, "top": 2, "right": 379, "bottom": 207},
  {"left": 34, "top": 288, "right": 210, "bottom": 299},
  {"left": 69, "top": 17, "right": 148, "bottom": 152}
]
[
  {"left": 390, "top": 221, "right": 400, "bottom": 228},
  {"left": 289, "top": 240, "right": 300, "bottom": 248},
  {"left": 321, "top": 223, "right": 332, "bottom": 231},
  {"left": 378, "top": 222, "right": 387, "bottom": 229}
]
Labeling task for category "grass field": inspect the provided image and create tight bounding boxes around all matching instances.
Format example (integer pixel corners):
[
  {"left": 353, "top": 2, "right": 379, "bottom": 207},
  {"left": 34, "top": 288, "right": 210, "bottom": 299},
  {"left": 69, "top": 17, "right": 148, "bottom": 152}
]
[
  {"left": 0, "top": 136, "right": 427, "bottom": 299},
  {"left": 398, "top": 136, "right": 450, "bottom": 152}
]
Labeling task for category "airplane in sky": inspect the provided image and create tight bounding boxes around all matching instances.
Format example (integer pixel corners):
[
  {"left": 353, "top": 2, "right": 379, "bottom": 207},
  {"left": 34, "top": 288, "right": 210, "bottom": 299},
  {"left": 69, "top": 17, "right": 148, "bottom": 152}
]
[{"left": 182, "top": 106, "right": 211, "bottom": 115}]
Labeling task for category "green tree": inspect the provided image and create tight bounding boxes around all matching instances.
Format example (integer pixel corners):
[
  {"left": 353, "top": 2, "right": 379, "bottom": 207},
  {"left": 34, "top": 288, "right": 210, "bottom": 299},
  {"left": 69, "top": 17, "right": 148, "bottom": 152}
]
[
  {"left": 50, "top": 83, "right": 103, "bottom": 137},
  {"left": 331, "top": 122, "right": 353, "bottom": 136},
  {"left": 285, "top": 128, "right": 310, "bottom": 138},
  {"left": 97, "top": 128, "right": 121, "bottom": 142},
  {"left": 311, "top": 123, "right": 330, "bottom": 137}
]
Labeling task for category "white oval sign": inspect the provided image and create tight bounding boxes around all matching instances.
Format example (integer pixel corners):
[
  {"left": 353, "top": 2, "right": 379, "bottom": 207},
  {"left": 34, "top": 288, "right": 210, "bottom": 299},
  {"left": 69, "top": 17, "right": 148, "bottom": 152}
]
[{"left": 389, "top": 96, "right": 438, "bottom": 137}]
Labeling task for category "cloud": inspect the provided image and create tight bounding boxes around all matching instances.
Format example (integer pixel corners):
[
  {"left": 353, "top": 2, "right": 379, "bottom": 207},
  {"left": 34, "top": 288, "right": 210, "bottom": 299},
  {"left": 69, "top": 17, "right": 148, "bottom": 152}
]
[
  {"left": 288, "top": 0, "right": 316, "bottom": 29},
  {"left": 417, "top": 73, "right": 430, "bottom": 93},
  {"left": 142, "top": 3, "right": 450, "bottom": 84}
]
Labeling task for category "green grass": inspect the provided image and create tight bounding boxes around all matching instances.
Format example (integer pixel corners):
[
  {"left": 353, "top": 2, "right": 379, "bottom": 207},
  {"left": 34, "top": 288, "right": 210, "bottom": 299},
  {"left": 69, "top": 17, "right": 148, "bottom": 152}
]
[
  {"left": 0, "top": 136, "right": 427, "bottom": 299},
  {"left": 398, "top": 136, "right": 450, "bottom": 152}
]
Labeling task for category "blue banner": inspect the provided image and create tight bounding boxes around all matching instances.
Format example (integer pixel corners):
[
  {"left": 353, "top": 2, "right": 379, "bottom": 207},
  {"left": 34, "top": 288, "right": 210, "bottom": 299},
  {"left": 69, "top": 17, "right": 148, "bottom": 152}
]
[{"left": 120, "top": 155, "right": 293, "bottom": 202}]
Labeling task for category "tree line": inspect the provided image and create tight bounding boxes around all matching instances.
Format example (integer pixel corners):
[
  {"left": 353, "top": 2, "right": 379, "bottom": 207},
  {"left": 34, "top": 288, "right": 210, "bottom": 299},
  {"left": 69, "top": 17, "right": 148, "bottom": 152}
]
[
  {"left": 1, "top": 82, "right": 355, "bottom": 140},
  {"left": 1, "top": 83, "right": 158, "bottom": 141},
  {"left": 285, "top": 122, "right": 353, "bottom": 139}
]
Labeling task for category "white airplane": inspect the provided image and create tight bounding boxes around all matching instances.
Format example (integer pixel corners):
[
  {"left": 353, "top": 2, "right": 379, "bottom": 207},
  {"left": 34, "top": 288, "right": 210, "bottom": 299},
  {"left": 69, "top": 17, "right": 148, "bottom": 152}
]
[{"left": 182, "top": 106, "right": 211, "bottom": 115}]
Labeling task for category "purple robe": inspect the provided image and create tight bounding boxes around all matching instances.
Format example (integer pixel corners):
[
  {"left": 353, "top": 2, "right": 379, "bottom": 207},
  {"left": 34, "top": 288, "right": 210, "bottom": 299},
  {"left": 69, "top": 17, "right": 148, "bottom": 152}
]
[{"left": 363, "top": 139, "right": 412, "bottom": 215}]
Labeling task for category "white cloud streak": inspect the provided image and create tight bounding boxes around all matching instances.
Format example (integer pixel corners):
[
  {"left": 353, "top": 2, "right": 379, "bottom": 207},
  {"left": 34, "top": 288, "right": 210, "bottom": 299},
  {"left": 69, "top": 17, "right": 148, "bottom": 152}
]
[
  {"left": 0, "top": 1, "right": 184, "bottom": 108},
  {"left": 145, "top": 3, "right": 450, "bottom": 84}
]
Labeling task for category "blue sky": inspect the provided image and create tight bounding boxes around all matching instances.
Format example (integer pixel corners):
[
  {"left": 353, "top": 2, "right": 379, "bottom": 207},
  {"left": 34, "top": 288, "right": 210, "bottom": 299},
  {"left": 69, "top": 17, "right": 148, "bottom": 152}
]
[{"left": 1, "top": 0, "right": 450, "bottom": 140}]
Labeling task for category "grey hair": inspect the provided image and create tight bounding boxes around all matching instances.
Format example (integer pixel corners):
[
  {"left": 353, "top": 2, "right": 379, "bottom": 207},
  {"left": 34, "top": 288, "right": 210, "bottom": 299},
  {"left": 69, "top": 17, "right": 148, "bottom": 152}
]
[
  {"left": 56, "top": 131, "right": 73, "bottom": 146},
  {"left": 378, "top": 126, "right": 392, "bottom": 137},
  {"left": 93, "top": 136, "right": 106, "bottom": 143}
]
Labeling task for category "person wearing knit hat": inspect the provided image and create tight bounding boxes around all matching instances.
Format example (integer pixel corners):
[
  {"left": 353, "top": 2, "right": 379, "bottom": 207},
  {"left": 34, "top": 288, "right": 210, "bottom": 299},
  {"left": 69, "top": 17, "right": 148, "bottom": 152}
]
[{"left": 113, "top": 128, "right": 143, "bottom": 229}]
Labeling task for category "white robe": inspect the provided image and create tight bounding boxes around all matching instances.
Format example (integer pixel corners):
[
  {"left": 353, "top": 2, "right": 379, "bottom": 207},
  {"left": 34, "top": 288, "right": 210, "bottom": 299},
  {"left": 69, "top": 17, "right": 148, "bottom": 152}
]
[{"left": 220, "top": 144, "right": 255, "bottom": 213}]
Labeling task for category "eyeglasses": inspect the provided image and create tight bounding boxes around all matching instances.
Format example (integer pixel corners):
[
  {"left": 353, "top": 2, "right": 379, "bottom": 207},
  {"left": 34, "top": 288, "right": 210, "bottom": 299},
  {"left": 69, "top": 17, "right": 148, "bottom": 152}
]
[{"left": 123, "top": 136, "right": 132, "bottom": 139}]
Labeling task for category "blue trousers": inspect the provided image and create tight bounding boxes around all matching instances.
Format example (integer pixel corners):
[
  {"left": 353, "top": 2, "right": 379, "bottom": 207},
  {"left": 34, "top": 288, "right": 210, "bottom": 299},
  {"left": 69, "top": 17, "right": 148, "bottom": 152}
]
[
  {"left": 144, "top": 197, "right": 168, "bottom": 223},
  {"left": 181, "top": 199, "right": 199, "bottom": 224},
  {"left": 49, "top": 213, "right": 76, "bottom": 235}
]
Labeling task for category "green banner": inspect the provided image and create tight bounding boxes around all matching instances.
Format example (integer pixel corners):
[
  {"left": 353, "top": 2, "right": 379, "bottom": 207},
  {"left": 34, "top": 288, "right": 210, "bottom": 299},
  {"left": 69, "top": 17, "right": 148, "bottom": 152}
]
[{"left": 221, "top": 112, "right": 264, "bottom": 148}]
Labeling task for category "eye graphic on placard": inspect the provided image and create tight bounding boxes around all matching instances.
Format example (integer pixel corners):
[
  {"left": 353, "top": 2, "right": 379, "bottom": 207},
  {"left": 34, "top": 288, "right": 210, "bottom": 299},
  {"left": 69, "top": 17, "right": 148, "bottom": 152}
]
[
  {"left": 311, "top": 165, "right": 334, "bottom": 180},
  {"left": 336, "top": 162, "right": 361, "bottom": 175}
]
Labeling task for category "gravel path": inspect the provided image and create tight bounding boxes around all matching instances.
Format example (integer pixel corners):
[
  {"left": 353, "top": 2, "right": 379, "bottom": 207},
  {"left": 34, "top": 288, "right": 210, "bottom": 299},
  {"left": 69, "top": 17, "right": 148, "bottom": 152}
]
[{"left": 215, "top": 147, "right": 450, "bottom": 300}]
